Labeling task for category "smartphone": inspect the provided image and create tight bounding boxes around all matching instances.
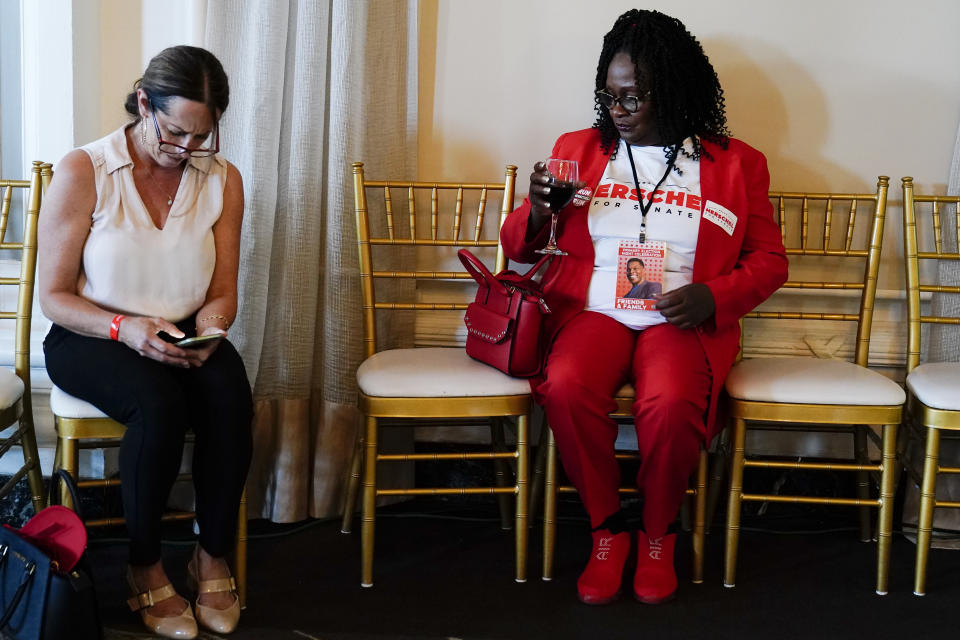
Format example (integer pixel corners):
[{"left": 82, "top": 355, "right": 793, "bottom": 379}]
[{"left": 174, "top": 334, "right": 224, "bottom": 349}]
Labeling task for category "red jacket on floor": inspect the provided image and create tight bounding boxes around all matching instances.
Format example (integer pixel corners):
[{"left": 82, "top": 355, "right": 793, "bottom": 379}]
[{"left": 500, "top": 128, "right": 788, "bottom": 440}]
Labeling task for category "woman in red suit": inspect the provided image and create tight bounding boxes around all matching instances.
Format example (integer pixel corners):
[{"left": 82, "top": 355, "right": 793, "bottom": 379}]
[{"left": 501, "top": 9, "right": 788, "bottom": 605}]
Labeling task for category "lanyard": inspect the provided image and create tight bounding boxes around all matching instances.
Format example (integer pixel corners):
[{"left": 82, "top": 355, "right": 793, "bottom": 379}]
[{"left": 625, "top": 142, "right": 676, "bottom": 243}]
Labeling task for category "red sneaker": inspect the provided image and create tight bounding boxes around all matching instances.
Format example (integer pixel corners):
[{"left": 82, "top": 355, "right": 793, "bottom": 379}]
[
  {"left": 577, "top": 530, "right": 630, "bottom": 605},
  {"left": 633, "top": 531, "right": 677, "bottom": 604}
]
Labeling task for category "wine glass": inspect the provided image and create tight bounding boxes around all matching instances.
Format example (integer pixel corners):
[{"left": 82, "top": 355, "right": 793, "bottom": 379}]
[{"left": 536, "top": 158, "right": 579, "bottom": 256}]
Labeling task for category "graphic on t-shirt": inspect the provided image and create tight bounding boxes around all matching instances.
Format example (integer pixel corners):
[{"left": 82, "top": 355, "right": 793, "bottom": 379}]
[
  {"left": 591, "top": 181, "right": 703, "bottom": 219},
  {"left": 615, "top": 241, "right": 665, "bottom": 311}
]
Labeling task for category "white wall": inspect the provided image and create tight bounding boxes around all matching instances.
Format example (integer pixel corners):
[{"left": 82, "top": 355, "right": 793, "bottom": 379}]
[
  {"left": 421, "top": 0, "right": 960, "bottom": 190},
  {"left": 419, "top": 0, "right": 960, "bottom": 294}
]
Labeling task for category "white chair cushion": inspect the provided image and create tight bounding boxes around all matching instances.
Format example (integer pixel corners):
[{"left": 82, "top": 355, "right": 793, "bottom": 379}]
[
  {"left": 907, "top": 362, "right": 960, "bottom": 411},
  {"left": 49, "top": 385, "right": 109, "bottom": 419},
  {"left": 357, "top": 348, "right": 531, "bottom": 398},
  {"left": 0, "top": 368, "right": 25, "bottom": 411},
  {"left": 725, "top": 356, "right": 905, "bottom": 406}
]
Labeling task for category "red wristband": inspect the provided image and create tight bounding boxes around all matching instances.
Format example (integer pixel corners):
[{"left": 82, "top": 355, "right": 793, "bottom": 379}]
[{"left": 109, "top": 314, "right": 125, "bottom": 341}]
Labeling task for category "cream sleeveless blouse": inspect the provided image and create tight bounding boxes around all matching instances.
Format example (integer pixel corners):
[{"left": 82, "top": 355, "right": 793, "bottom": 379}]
[{"left": 78, "top": 126, "right": 226, "bottom": 322}]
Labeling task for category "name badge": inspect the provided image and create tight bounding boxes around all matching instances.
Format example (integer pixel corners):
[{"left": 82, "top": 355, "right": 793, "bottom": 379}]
[
  {"left": 614, "top": 240, "right": 665, "bottom": 312},
  {"left": 703, "top": 200, "right": 737, "bottom": 236},
  {"left": 572, "top": 186, "right": 593, "bottom": 207}
]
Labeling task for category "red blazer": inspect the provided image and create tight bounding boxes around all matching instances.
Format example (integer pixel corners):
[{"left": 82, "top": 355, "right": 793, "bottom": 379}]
[{"left": 500, "top": 128, "right": 788, "bottom": 439}]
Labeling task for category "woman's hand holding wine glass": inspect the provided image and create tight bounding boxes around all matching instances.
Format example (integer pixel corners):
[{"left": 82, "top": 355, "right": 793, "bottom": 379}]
[{"left": 529, "top": 158, "right": 580, "bottom": 256}]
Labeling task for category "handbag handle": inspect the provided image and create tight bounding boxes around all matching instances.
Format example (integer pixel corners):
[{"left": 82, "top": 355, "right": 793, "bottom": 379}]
[
  {"left": 50, "top": 469, "right": 86, "bottom": 522},
  {"left": 0, "top": 546, "right": 36, "bottom": 630},
  {"left": 458, "top": 249, "right": 509, "bottom": 295},
  {"left": 458, "top": 249, "right": 552, "bottom": 291}
]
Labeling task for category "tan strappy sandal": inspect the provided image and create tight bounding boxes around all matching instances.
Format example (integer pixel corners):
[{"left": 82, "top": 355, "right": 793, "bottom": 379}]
[
  {"left": 125, "top": 566, "right": 198, "bottom": 639},
  {"left": 187, "top": 547, "right": 241, "bottom": 634}
]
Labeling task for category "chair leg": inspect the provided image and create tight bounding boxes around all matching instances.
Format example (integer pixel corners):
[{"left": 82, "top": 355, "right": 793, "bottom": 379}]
[
  {"left": 724, "top": 417, "right": 747, "bottom": 588},
  {"left": 914, "top": 425, "right": 939, "bottom": 596},
  {"left": 491, "top": 418, "right": 513, "bottom": 531},
  {"left": 514, "top": 412, "right": 529, "bottom": 583},
  {"left": 51, "top": 437, "right": 63, "bottom": 506},
  {"left": 679, "top": 495, "right": 692, "bottom": 532},
  {"left": 875, "top": 422, "right": 898, "bottom": 596},
  {"left": 60, "top": 436, "right": 79, "bottom": 511},
  {"left": 705, "top": 430, "right": 730, "bottom": 535},
  {"left": 360, "top": 416, "right": 378, "bottom": 588},
  {"left": 542, "top": 429, "right": 558, "bottom": 581},
  {"left": 854, "top": 426, "right": 872, "bottom": 542},
  {"left": 691, "top": 447, "right": 708, "bottom": 584},
  {"left": 19, "top": 414, "right": 46, "bottom": 513},
  {"left": 235, "top": 488, "right": 248, "bottom": 609},
  {"left": 528, "top": 414, "right": 550, "bottom": 530},
  {"left": 340, "top": 430, "right": 364, "bottom": 534}
]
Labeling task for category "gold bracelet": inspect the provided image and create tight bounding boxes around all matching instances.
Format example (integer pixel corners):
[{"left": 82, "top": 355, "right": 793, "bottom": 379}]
[{"left": 197, "top": 313, "right": 230, "bottom": 328}]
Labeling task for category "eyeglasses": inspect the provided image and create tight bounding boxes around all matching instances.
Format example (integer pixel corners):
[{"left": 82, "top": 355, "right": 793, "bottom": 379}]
[
  {"left": 149, "top": 99, "right": 219, "bottom": 158},
  {"left": 595, "top": 90, "right": 650, "bottom": 114}
]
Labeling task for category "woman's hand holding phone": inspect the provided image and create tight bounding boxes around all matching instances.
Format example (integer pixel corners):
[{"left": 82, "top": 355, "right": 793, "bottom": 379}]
[
  {"left": 174, "top": 333, "right": 224, "bottom": 348},
  {"left": 177, "top": 328, "right": 226, "bottom": 367},
  {"left": 127, "top": 319, "right": 226, "bottom": 368}
]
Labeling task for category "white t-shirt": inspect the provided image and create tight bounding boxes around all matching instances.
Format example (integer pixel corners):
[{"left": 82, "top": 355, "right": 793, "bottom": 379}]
[
  {"left": 586, "top": 138, "right": 702, "bottom": 330},
  {"left": 78, "top": 126, "right": 226, "bottom": 322}
]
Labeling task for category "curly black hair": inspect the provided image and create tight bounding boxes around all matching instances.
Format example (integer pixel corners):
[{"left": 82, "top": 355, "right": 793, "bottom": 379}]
[{"left": 593, "top": 9, "right": 730, "bottom": 164}]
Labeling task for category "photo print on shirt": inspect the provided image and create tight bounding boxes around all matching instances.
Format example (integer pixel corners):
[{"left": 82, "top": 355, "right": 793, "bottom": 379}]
[{"left": 615, "top": 240, "right": 665, "bottom": 311}]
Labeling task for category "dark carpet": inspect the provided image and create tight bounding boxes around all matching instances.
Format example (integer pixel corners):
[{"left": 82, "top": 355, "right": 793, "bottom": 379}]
[{"left": 83, "top": 495, "right": 960, "bottom": 640}]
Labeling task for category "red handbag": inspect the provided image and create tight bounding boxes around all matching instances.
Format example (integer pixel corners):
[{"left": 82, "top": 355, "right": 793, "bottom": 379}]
[{"left": 458, "top": 249, "right": 551, "bottom": 377}]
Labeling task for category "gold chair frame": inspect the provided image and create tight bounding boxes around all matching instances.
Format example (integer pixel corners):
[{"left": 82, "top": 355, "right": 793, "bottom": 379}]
[
  {"left": 342, "top": 162, "right": 531, "bottom": 587},
  {"left": 0, "top": 161, "right": 50, "bottom": 514},
  {"left": 723, "top": 177, "right": 903, "bottom": 595},
  {"left": 536, "top": 385, "right": 709, "bottom": 583},
  {"left": 900, "top": 177, "right": 960, "bottom": 595}
]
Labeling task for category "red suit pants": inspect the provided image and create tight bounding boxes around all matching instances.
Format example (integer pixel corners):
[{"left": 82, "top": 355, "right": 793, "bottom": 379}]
[{"left": 538, "top": 311, "right": 711, "bottom": 538}]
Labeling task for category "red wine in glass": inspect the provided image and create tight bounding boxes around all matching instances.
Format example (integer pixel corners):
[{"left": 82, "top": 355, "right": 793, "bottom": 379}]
[
  {"left": 544, "top": 179, "right": 577, "bottom": 210},
  {"left": 536, "top": 158, "right": 579, "bottom": 256}
]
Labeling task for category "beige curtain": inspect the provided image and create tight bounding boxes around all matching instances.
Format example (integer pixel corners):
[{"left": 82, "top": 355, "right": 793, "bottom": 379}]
[{"left": 204, "top": 0, "right": 418, "bottom": 522}]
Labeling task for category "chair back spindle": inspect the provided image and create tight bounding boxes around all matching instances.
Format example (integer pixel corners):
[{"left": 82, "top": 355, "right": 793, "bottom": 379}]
[
  {"left": 0, "top": 161, "right": 51, "bottom": 513},
  {"left": 742, "top": 178, "right": 889, "bottom": 366},
  {"left": 353, "top": 162, "right": 517, "bottom": 358}
]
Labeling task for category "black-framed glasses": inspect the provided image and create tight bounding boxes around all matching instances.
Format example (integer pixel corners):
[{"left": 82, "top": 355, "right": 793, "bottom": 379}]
[
  {"left": 595, "top": 90, "right": 650, "bottom": 114},
  {"left": 149, "top": 99, "right": 219, "bottom": 157}
]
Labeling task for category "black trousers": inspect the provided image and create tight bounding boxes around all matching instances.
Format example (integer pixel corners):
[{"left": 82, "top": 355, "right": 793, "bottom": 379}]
[{"left": 44, "top": 320, "right": 253, "bottom": 565}]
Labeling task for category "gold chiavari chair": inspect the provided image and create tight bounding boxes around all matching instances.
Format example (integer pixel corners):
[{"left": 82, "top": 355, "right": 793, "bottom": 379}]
[
  {"left": 723, "top": 177, "right": 905, "bottom": 595},
  {"left": 0, "top": 161, "right": 50, "bottom": 515},
  {"left": 341, "top": 162, "right": 531, "bottom": 588},
  {"left": 900, "top": 177, "right": 960, "bottom": 596},
  {"left": 536, "top": 389, "right": 709, "bottom": 583}
]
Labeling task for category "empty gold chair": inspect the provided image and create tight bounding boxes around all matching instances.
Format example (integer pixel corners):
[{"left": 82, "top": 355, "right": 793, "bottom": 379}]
[
  {"left": 900, "top": 177, "right": 960, "bottom": 596},
  {"left": 537, "top": 385, "right": 709, "bottom": 583},
  {"left": 0, "top": 161, "right": 49, "bottom": 515},
  {"left": 52, "top": 393, "right": 248, "bottom": 607},
  {"left": 342, "top": 162, "right": 531, "bottom": 587},
  {"left": 723, "top": 177, "right": 905, "bottom": 594}
]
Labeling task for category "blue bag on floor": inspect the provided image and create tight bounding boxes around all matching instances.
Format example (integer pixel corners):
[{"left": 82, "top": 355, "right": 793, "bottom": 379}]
[{"left": 0, "top": 470, "right": 101, "bottom": 640}]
